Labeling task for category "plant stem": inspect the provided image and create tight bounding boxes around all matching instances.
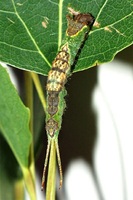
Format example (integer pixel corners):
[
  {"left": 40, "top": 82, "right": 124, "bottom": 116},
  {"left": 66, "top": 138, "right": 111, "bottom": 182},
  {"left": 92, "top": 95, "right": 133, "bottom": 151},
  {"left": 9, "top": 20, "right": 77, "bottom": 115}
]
[
  {"left": 24, "top": 71, "right": 36, "bottom": 199},
  {"left": 30, "top": 72, "right": 47, "bottom": 113}
]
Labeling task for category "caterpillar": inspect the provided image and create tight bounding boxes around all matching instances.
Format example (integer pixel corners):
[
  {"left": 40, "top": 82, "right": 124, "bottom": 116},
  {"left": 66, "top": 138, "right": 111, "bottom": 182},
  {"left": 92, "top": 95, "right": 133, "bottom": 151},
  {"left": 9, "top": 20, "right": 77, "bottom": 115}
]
[{"left": 41, "top": 7, "right": 95, "bottom": 190}]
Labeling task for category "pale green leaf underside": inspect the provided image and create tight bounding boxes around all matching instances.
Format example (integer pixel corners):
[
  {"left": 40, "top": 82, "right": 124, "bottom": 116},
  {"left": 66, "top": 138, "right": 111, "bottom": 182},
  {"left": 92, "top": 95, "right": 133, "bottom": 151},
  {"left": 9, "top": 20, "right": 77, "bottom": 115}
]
[
  {"left": 0, "top": 0, "right": 133, "bottom": 75},
  {"left": 0, "top": 64, "right": 31, "bottom": 168}
]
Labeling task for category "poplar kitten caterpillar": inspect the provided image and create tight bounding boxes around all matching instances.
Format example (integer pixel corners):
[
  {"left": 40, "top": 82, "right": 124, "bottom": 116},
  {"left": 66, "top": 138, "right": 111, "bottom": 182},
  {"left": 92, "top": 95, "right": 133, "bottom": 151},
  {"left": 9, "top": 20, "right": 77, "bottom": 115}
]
[{"left": 41, "top": 7, "right": 95, "bottom": 190}]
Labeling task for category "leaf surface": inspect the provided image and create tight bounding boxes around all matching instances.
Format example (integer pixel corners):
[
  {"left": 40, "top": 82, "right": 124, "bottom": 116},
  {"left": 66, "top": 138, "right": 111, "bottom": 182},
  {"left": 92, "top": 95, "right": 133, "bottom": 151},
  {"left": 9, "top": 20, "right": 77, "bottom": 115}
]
[
  {"left": 0, "top": 64, "right": 31, "bottom": 168},
  {"left": 0, "top": 0, "right": 133, "bottom": 75}
]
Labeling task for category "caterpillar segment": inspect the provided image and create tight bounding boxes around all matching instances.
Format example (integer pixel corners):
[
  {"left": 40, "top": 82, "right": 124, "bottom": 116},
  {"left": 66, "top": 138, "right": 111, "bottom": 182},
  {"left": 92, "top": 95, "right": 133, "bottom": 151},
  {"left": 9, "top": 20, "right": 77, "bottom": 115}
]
[{"left": 46, "top": 43, "right": 70, "bottom": 117}]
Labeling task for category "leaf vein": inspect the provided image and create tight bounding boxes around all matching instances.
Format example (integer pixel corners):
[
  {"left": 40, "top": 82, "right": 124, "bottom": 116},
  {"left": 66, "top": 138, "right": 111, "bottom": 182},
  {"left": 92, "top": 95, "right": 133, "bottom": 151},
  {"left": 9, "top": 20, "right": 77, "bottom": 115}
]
[
  {"left": 11, "top": 0, "right": 51, "bottom": 68},
  {"left": 95, "top": 0, "right": 108, "bottom": 21},
  {"left": 0, "top": 41, "right": 39, "bottom": 52},
  {"left": 93, "top": 11, "right": 133, "bottom": 34},
  {"left": 0, "top": 10, "right": 15, "bottom": 14},
  {"left": 58, "top": 0, "right": 63, "bottom": 49}
]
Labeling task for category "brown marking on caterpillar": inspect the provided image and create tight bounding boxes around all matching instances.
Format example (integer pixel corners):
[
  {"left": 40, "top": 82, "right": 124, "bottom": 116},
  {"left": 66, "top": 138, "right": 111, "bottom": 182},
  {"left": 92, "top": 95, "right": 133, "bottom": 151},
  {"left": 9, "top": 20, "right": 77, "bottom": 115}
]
[
  {"left": 46, "top": 43, "right": 69, "bottom": 92},
  {"left": 47, "top": 71, "right": 66, "bottom": 91},
  {"left": 66, "top": 9, "right": 94, "bottom": 36},
  {"left": 47, "top": 91, "right": 59, "bottom": 116},
  {"left": 46, "top": 43, "right": 70, "bottom": 118}
]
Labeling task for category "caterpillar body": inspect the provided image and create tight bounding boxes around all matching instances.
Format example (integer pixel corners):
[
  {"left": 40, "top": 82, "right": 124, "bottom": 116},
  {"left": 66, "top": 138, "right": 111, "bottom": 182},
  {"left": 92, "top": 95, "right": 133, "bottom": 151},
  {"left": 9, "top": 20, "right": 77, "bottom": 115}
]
[{"left": 41, "top": 8, "right": 95, "bottom": 190}]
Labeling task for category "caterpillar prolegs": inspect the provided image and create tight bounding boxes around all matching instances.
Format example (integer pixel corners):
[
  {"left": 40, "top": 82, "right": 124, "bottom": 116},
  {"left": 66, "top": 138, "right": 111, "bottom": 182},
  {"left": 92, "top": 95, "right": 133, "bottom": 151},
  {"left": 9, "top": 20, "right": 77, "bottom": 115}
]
[{"left": 41, "top": 8, "right": 94, "bottom": 190}]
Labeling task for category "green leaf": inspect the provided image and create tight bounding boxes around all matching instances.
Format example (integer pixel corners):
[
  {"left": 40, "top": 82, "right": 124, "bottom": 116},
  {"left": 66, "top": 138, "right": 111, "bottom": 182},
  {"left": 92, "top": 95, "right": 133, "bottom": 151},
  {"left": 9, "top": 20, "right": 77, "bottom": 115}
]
[
  {"left": 0, "top": 65, "right": 32, "bottom": 168},
  {"left": 74, "top": 0, "right": 133, "bottom": 72},
  {"left": 0, "top": 0, "right": 133, "bottom": 75},
  {"left": 0, "top": 64, "right": 36, "bottom": 199},
  {"left": 0, "top": 134, "right": 23, "bottom": 200}
]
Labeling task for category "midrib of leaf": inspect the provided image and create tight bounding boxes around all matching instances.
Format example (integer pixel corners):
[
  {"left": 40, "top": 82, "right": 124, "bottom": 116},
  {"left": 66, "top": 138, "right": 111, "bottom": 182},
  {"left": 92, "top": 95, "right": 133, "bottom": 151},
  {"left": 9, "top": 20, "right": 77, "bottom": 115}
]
[
  {"left": 58, "top": 0, "right": 63, "bottom": 49},
  {"left": 11, "top": 0, "right": 51, "bottom": 68}
]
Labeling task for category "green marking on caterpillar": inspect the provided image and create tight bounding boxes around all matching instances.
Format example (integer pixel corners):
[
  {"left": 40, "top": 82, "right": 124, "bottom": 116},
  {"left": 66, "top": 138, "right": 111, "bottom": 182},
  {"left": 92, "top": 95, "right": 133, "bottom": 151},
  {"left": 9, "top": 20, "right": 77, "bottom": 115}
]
[{"left": 41, "top": 7, "right": 95, "bottom": 191}]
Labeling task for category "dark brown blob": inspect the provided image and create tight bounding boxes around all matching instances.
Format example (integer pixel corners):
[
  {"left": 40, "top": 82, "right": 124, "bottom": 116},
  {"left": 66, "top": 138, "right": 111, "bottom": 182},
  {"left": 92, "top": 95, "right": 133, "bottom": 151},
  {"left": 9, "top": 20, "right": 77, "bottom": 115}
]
[
  {"left": 47, "top": 92, "right": 59, "bottom": 116},
  {"left": 74, "top": 14, "right": 94, "bottom": 25},
  {"left": 66, "top": 13, "right": 95, "bottom": 36}
]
